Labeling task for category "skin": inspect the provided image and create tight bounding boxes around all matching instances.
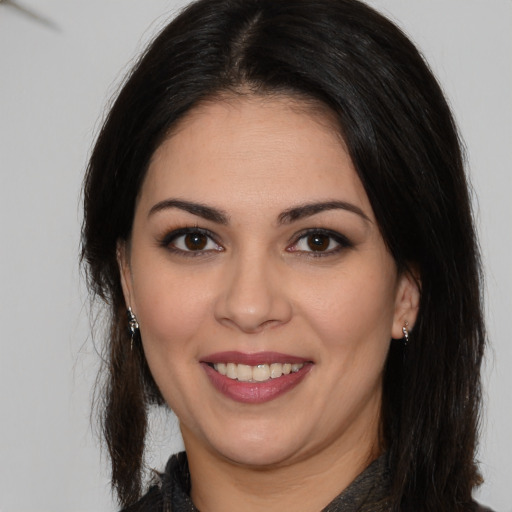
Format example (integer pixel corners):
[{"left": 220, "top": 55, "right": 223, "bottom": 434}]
[{"left": 119, "top": 95, "right": 419, "bottom": 512}]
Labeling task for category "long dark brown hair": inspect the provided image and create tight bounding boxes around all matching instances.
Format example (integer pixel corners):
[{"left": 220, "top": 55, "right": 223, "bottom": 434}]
[{"left": 81, "top": 0, "right": 486, "bottom": 510}]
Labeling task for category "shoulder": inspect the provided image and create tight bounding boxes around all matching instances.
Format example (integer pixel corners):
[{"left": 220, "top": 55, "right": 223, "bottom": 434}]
[
  {"left": 119, "top": 485, "right": 164, "bottom": 512},
  {"left": 119, "top": 452, "right": 193, "bottom": 512}
]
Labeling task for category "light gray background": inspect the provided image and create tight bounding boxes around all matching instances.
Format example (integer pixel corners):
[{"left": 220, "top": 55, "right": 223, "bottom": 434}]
[{"left": 0, "top": 1, "right": 510, "bottom": 511}]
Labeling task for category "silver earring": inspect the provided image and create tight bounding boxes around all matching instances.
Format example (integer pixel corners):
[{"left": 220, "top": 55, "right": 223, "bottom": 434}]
[
  {"left": 402, "top": 320, "right": 409, "bottom": 346},
  {"left": 127, "top": 307, "right": 139, "bottom": 350}
]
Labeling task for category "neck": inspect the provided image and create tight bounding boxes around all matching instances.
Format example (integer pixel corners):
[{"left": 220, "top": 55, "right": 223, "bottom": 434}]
[{"left": 183, "top": 427, "right": 381, "bottom": 512}]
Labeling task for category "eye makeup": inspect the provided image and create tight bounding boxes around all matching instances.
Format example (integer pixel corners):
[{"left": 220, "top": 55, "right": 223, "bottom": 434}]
[
  {"left": 156, "top": 224, "right": 354, "bottom": 260},
  {"left": 158, "top": 226, "right": 223, "bottom": 257},
  {"left": 287, "top": 228, "right": 354, "bottom": 258}
]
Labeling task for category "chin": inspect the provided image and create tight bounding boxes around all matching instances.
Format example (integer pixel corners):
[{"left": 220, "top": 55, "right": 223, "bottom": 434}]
[
  {"left": 205, "top": 424, "right": 308, "bottom": 469},
  {"left": 221, "top": 444, "right": 297, "bottom": 468}
]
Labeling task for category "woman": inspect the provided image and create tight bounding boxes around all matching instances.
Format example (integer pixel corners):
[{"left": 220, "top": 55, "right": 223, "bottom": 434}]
[{"left": 81, "top": 0, "right": 490, "bottom": 510}]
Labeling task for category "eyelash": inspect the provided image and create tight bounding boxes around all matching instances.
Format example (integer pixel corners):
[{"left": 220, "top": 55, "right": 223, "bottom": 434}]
[
  {"left": 287, "top": 228, "right": 353, "bottom": 257},
  {"left": 159, "top": 227, "right": 352, "bottom": 258},
  {"left": 159, "top": 227, "right": 223, "bottom": 257}
]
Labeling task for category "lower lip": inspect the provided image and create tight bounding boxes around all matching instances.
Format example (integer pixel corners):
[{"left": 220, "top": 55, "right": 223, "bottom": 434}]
[{"left": 202, "top": 363, "right": 313, "bottom": 404}]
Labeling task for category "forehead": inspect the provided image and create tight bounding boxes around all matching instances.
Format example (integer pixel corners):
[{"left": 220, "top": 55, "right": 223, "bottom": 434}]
[{"left": 139, "top": 95, "right": 372, "bottom": 219}]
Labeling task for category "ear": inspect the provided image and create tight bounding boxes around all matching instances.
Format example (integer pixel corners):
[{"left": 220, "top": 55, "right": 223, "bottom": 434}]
[
  {"left": 117, "top": 240, "right": 134, "bottom": 309},
  {"left": 391, "top": 267, "right": 420, "bottom": 339}
]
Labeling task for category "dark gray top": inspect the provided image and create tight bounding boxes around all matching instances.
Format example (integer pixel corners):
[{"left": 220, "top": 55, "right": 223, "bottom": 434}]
[{"left": 122, "top": 452, "right": 493, "bottom": 512}]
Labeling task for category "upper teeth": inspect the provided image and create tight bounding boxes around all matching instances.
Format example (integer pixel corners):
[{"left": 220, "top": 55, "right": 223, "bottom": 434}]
[{"left": 213, "top": 362, "right": 304, "bottom": 382}]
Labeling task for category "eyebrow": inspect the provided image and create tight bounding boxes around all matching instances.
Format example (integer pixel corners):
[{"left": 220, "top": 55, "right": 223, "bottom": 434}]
[
  {"left": 278, "top": 201, "right": 371, "bottom": 224},
  {"left": 148, "top": 198, "right": 370, "bottom": 225},
  {"left": 148, "top": 199, "right": 229, "bottom": 224}
]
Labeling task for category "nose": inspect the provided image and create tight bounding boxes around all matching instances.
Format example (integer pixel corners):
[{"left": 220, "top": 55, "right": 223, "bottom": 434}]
[{"left": 214, "top": 253, "right": 293, "bottom": 333}]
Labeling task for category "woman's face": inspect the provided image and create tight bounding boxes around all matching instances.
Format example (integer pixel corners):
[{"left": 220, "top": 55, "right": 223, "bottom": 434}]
[{"left": 120, "top": 96, "right": 418, "bottom": 469}]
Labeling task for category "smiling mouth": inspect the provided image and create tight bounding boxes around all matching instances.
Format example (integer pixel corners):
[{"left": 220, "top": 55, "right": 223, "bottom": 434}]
[
  {"left": 210, "top": 362, "right": 305, "bottom": 383},
  {"left": 203, "top": 353, "right": 313, "bottom": 403}
]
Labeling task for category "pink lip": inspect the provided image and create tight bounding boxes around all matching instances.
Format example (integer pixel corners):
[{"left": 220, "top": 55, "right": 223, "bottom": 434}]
[{"left": 200, "top": 352, "right": 313, "bottom": 404}]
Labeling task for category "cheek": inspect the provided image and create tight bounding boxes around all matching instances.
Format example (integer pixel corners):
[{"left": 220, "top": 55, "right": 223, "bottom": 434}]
[
  {"left": 131, "top": 266, "right": 215, "bottom": 409},
  {"left": 131, "top": 260, "right": 213, "bottom": 356},
  {"left": 297, "top": 262, "right": 398, "bottom": 353}
]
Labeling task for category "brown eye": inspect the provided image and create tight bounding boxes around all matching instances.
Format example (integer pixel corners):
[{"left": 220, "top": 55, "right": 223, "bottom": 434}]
[
  {"left": 288, "top": 229, "right": 350, "bottom": 256},
  {"left": 165, "top": 229, "right": 222, "bottom": 254},
  {"left": 184, "top": 232, "right": 208, "bottom": 250},
  {"left": 307, "top": 233, "right": 330, "bottom": 251}
]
